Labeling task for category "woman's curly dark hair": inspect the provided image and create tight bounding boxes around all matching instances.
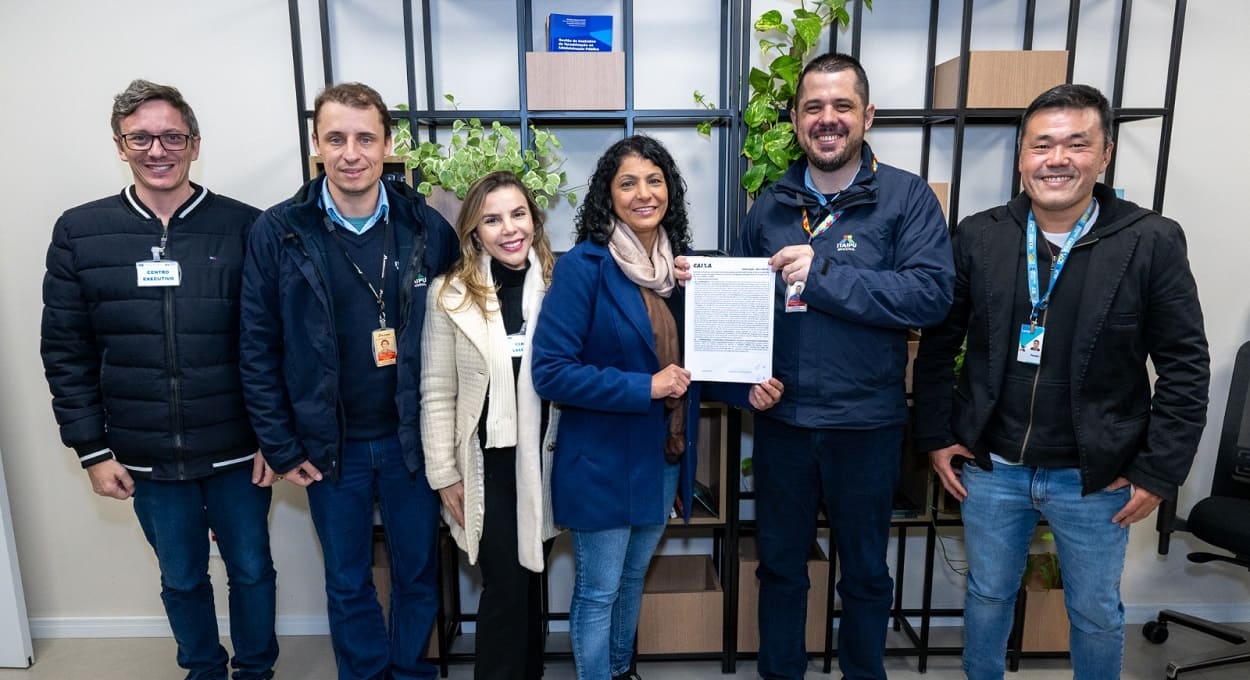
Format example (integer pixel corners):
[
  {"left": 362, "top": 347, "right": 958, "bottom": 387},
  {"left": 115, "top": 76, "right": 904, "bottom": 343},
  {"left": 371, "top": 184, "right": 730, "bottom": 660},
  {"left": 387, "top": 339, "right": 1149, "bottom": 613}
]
[{"left": 575, "top": 135, "right": 692, "bottom": 255}]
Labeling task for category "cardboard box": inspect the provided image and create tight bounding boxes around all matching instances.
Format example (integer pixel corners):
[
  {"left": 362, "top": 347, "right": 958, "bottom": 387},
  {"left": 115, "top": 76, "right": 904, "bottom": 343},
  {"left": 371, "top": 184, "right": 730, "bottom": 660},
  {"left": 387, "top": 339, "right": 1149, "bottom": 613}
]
[
  {"left": 933, "top": 51, "right": 1068, "bottom": 109},
  {"left": 526, "top": 52, "right": 625, "bottom": 110},
  {"left": 636, "top": 554, "right": 724, "bottom": 654},
  {"left": 1020, "top": 587, "right": 1070, "bottom": 652},
  {"left": 737, "top": 537, "right": 829, "bottom": 652},
  {"left": 373, "top": 537, "right": 441, "bottom": 658},
  {"left": 904, "top": 339, "right": 922, "bottom": 395},
  {"left": 928, "top": 182, "right": 950, "bottom": 221}
]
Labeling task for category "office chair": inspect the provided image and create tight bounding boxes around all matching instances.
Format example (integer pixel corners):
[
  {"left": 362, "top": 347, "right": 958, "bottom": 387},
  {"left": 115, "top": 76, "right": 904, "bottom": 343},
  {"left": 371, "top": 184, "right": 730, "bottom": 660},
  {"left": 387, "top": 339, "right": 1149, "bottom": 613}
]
[{"left": 1145, "top": 341, "right": 1250, "bottom": 678}]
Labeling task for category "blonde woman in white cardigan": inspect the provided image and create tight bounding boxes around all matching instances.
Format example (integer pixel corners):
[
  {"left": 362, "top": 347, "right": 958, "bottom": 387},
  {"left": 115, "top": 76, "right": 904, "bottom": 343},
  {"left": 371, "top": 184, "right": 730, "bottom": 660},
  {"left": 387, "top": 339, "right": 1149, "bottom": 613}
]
[{"left": 421, "top": 171, "right": 559, "bottom": 680}]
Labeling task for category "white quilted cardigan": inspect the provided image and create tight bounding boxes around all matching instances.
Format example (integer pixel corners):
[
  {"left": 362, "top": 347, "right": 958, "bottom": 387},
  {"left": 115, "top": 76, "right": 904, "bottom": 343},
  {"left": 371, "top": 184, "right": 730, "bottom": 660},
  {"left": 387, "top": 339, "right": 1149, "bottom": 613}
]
[{"left": 420, "top": 252, "right": 559, "bottom": 571}]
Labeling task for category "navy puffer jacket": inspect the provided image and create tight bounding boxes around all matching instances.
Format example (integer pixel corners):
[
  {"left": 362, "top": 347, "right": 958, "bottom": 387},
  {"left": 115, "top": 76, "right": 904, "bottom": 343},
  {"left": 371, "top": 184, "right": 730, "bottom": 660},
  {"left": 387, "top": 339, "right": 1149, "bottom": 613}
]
[{"left": 40, "top": 185, "right": 260, "bottom": 480}]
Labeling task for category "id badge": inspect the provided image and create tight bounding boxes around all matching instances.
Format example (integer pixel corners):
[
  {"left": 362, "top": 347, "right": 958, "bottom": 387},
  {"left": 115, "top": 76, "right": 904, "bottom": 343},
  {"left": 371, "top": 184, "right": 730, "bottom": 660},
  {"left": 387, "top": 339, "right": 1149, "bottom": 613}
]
[
  {"left": 507, "top": 333, "right": 526, "bottom": 359},
  {"left": 784, "top": 280, "right": 808, "bottom": 313},
  {"left": 372, "top": 327, "right": 398, "bottom": 367},
  {"left": 136, "top": 260, "right": 182, "bottom": 287},
  {"left": 1017, "top": 324, "right": 1044, "bottom": 365}
]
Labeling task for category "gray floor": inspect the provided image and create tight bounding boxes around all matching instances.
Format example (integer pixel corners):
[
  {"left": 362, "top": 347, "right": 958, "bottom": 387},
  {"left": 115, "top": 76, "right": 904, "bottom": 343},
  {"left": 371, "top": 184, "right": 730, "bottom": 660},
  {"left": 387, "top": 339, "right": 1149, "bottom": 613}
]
[{"left": 0, "top": 624, "right": 1244, "bottom": 679}]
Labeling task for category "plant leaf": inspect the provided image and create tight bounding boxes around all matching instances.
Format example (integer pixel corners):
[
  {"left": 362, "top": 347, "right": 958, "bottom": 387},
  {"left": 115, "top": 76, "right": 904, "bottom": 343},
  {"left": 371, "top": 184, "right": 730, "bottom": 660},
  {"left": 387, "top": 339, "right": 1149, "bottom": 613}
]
[
  {"left": 792, "top": 15, "right": 823, "bottom": 49},
  {"left": 764, "top": 135, "right": 792, "bottom": 169},
  {"left": 748, "top": 67, "right": 773, "bottom": 94},
  {"left": 744, "top": 96, "right": 780, "bottom": 128},
  {"left": 742, "top": 164, "right": 767, "bottom": 194},
  {"left": 770, "top": 54, "right": 803, "bottom": 94},
  {"left": 753, "top": 10, "right": 783, "bottom": 33},
  {"left": 742, "top": 131, "right": 764, "bottom": 161}
]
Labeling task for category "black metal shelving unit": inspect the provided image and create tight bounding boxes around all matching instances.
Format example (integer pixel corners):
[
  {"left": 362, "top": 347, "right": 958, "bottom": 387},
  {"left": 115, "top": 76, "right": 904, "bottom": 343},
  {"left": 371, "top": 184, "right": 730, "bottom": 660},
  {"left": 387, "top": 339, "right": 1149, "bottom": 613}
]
[
  {"left": 287, "top": 0, "right": 743, "bottom": 251},
  {"left": 287, "top": 0, "right": 1188, "bottom": 675}
]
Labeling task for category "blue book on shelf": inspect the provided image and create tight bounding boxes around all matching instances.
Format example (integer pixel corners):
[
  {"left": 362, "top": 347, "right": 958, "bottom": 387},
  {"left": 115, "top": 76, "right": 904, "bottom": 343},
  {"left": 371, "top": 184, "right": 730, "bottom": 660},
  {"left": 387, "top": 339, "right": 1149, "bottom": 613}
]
[{"left": 548, "top": 13, "right": 612, "bottom": 52}]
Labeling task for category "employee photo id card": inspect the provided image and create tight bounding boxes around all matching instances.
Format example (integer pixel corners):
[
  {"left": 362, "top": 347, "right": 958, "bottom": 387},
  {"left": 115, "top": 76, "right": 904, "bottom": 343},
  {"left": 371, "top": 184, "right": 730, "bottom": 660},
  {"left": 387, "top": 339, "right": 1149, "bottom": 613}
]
[
  {"left": 784, "top": 280, "right": 807, "bottom": 313},
  {"left": 372, "top": 327, "right": 398, "bottom": 367},
  {"left": 1017, "top": 324, "right": 1044, "bottom": 365}
]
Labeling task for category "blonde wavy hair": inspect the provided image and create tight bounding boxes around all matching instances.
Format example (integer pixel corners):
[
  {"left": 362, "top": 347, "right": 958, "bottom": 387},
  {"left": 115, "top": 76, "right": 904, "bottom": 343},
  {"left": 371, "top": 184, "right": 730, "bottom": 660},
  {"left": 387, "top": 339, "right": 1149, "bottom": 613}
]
[{"left": 438, "top": 170, "right": 556, "bottom": 316}]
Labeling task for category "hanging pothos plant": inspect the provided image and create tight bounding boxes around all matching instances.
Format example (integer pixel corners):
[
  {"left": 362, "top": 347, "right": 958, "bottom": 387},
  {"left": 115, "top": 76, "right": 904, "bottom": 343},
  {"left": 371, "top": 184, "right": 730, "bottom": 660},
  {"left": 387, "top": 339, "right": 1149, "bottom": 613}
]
[
  {"left": 699, "top": 0, "right": 873, "bottom": 199},
  {"left": 391, "top": 96, "right": 575, "bottom": 210}
]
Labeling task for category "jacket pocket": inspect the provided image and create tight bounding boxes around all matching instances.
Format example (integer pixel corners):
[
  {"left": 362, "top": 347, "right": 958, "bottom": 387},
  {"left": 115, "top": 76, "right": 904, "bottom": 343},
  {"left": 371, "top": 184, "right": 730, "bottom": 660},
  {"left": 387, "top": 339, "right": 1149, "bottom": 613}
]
[{"left": 1107, "top": 312, "right": 1139, "bottom": 329}]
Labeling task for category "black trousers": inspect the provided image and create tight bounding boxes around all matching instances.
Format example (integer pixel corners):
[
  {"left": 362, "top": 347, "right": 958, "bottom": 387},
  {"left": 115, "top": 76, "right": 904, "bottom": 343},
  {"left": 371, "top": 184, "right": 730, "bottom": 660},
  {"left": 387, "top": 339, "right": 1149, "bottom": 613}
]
[{"left": 476, "top": 447, "right": 549, "bottom": 680}]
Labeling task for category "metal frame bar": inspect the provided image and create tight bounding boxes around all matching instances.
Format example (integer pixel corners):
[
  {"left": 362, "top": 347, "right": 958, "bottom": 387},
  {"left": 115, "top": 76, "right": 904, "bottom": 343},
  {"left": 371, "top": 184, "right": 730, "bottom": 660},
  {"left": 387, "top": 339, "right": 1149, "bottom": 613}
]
[
  {"left": 287, "top": 0, "right": 311, "bottom": 182},
  {"left": 1155, "top": 0, "right": 1187, "bottom": 212}
]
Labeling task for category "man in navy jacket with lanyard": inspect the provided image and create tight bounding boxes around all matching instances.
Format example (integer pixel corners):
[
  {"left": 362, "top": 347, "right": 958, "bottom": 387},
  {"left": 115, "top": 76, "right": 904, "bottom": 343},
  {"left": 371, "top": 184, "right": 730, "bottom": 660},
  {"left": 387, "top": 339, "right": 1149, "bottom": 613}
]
[
  {"left": 913, "top": 84, "right": 1209, "bottom": 679},
  {"left": 41, "top": 79, "right": 278, "bottom": 680},
  {"left": 734, "top": 53, "right": 954, "bottom": 680},
  {"left": 239, "top": 82, "right": 457, "bottom": 680}
]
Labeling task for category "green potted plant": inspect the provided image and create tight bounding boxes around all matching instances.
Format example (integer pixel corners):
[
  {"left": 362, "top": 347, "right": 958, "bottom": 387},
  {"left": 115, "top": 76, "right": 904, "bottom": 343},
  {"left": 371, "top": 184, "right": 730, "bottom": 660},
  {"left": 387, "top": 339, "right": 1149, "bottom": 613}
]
[
  {"left": 698, "top": 0, "right": 873, "bottom": 198},
  {"left": 391, "top": 96, "right": 576, "bottom": 222}
]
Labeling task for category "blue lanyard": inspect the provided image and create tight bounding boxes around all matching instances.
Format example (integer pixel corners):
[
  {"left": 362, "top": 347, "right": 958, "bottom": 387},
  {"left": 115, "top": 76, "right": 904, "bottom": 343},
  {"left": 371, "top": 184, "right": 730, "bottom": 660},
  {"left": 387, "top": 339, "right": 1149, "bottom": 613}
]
[{"left": 1025, "top": 199, "right": 1096, "bottom": 328}]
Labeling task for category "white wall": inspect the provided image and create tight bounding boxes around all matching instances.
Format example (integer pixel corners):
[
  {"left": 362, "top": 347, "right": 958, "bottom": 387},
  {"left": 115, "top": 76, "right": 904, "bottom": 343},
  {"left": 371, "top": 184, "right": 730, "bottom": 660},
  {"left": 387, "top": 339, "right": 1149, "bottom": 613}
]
[
  {"left": 0, "top": 0, "right": 325, "bottom": 634},
  {"left": 0, "top": 0, "right": 1246, "bottom": 640}
]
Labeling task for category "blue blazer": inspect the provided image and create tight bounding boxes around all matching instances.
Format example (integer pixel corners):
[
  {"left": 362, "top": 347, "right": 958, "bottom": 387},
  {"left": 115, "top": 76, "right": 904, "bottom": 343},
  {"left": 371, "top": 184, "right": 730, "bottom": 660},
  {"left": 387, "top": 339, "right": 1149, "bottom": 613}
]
[{"left": 531, "top": 241, "right": 706, "bottom": 531}]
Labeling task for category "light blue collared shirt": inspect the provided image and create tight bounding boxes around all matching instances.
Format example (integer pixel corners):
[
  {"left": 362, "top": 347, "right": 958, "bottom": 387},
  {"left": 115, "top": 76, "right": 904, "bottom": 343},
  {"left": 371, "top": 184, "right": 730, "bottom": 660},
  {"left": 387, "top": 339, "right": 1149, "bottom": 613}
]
[
  {"left": 803, "top": 165, "right": 862, "bottom": 207},
  {"left": 320, "top": 179, "right": 389, "bottom": 234}
]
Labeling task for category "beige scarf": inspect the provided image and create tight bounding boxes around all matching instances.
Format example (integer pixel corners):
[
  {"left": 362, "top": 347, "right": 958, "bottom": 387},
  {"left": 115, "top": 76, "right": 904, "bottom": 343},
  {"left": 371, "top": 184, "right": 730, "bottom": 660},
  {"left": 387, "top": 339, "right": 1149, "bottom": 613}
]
[
  {"left": 607, "top": 218, "right": 675, "bottom": 297},
  {"left": 606, "top": 219, "right": 686, "bottom": 460}
]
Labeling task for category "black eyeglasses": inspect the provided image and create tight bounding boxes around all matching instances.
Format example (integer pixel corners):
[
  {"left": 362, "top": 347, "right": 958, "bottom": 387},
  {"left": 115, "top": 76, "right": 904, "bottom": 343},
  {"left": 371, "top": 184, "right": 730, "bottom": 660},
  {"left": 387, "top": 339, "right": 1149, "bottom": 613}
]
[{"left": 119, "top": 133, "right": 194, "bottom": 151}]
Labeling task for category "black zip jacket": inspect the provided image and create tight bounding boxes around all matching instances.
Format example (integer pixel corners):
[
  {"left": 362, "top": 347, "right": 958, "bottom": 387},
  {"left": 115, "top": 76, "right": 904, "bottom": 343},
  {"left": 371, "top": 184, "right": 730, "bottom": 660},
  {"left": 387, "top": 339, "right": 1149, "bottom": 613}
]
[
  {"left": 239, "top": 177, "right": 457, "bottom": 479},
  {"left": 40, "top": 185, "right": 260, "bottom": 479},
  {"left": 913, "top": 183, "right": 1210, "bottom": 500}
]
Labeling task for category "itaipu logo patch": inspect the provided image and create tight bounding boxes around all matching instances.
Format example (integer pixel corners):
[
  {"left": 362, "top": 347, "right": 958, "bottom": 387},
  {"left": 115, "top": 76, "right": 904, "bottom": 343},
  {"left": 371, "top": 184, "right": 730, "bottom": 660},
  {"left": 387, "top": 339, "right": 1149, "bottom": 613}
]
[{"left": 836, "top": 234, "right": 857, "bottom": 252}]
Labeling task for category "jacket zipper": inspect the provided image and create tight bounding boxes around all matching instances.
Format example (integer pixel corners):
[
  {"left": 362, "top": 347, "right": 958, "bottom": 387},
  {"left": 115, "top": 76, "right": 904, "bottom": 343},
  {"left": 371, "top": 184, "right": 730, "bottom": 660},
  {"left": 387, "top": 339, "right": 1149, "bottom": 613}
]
[
  {"left": 398, "top": 215, "right": 427, "bottom": 330},
  {"left": 161, "top": 223, "right": 186, "bottom": 478},
  {"left": 283, "top": 228, "right": 345, "bottom": 474},
  {"left": 1017, "top": 307, "right": 1048, "bottom": 461},
  {"left": 1016, "top": 237, "right": 1098, "bottom": 462}
]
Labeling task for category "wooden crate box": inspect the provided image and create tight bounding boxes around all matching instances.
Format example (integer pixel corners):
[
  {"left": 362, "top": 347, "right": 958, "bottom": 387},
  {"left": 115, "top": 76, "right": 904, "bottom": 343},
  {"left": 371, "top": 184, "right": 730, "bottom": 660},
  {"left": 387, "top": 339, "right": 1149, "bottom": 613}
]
[
  {"left": 636, "top": 554, "right": 724, "bottom": 654},
  {"left": 737, "top": 537, "right": 829, "bottom": 652}
]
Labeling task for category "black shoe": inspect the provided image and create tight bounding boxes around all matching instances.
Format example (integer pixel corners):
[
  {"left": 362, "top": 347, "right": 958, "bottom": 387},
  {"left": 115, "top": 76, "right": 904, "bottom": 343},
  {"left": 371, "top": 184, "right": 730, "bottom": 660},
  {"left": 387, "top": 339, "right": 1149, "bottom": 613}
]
[{"left": 612, "top": 673, "right": 641, "bottom": 680}]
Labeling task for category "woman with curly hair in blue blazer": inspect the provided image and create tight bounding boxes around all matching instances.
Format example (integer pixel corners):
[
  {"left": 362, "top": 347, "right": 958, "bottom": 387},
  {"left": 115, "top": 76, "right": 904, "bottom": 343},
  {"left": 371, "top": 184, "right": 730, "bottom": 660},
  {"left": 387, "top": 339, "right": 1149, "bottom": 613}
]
[{"left": 531, "top": 135, "right": 783, "bottom": 680}]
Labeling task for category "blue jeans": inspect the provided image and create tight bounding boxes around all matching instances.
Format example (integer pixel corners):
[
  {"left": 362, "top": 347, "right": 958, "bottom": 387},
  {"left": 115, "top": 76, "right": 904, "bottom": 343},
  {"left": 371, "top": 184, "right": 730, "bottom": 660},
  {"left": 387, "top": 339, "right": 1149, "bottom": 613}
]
[
  {"left": 960, "top": 464, "right": 1130, "bottom": 680},
  {"left": 132, "top": 465, "right": 278, "bottom": 680},
  {"left": 753, "top": 418, "right": 902, "bottom": 680},
  {"left": 569, "top": 462, "right": 679, "bottom": 680},
  {"left": 307, "top": 435, "right": 440, "bottom": 680}
]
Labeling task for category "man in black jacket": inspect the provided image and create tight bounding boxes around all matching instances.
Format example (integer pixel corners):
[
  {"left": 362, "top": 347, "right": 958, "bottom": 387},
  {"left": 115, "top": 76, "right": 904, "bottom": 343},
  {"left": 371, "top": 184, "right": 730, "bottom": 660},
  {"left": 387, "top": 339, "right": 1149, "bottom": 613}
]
[
  {"left": 913, "top": 84, "right": 1210, "bottom": 679},
  {"left": 40, "top": 80, "right": 277, "bottom": 680}
]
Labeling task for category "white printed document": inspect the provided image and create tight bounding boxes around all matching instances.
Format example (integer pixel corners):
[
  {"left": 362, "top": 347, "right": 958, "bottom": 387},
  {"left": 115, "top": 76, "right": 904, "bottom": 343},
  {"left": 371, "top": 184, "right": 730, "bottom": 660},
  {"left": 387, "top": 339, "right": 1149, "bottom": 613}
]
[{"left": 684, "top": 257, "right": 774, "bottom": 383}]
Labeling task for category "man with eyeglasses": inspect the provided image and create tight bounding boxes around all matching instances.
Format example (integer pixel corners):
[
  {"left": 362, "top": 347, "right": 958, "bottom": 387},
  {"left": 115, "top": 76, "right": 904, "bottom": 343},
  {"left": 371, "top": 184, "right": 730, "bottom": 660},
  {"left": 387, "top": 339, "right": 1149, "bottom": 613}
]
[{"left": 40, "top": 79, "right": 278, "bottom": 680}]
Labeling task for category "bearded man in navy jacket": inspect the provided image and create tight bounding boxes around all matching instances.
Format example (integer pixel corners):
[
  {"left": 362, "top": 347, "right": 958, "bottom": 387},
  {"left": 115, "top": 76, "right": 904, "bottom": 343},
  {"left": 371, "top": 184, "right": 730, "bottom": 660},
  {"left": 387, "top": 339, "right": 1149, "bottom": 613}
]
[{"left": 733, "top": 53, "right": 954, "bottom": 680}]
